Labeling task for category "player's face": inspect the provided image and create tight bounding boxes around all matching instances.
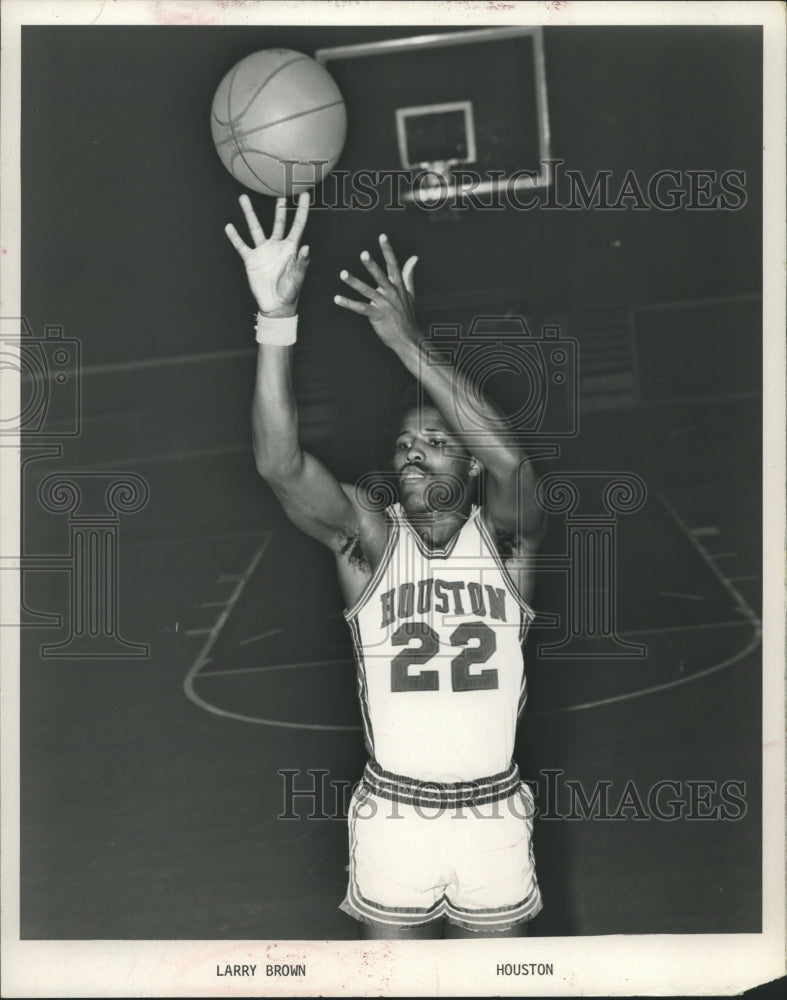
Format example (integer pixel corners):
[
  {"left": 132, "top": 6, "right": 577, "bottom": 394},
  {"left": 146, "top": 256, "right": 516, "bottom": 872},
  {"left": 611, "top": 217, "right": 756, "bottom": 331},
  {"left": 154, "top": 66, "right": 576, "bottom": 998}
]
[{"left": 393, "top": 406, "right": 475, "bottom": 513}]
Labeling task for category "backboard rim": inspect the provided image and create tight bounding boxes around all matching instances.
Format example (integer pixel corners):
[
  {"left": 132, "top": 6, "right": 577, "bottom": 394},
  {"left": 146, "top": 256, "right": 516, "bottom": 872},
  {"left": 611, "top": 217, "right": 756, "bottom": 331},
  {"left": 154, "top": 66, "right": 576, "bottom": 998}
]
[{"left": 315, "top": 26, "right": 552, "bottom": 204}]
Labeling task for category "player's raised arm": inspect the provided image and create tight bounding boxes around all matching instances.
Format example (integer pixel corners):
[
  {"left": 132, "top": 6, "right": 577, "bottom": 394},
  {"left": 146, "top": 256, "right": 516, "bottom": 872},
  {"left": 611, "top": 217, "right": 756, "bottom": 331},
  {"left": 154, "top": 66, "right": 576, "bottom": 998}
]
[
  {"left": 334, "top": 236, "right": 545, "bottom": 551},
  {"left": 226, "top": 193, "right": 357, "bottom": 551}
]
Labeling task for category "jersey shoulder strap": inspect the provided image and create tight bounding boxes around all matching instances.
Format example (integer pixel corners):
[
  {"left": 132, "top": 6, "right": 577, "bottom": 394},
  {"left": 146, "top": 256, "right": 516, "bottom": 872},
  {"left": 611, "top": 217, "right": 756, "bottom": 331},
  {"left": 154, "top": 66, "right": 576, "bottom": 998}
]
[{"left": 472, "top": 505, "right": 537, "bottom": 624}]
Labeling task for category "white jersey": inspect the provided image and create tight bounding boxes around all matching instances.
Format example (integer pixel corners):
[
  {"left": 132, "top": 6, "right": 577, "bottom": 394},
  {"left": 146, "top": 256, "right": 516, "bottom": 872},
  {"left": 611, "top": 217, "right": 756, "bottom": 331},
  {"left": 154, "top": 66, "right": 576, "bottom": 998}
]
[{"left": 344, "top": 503, "right": 535, "bottom": 783}]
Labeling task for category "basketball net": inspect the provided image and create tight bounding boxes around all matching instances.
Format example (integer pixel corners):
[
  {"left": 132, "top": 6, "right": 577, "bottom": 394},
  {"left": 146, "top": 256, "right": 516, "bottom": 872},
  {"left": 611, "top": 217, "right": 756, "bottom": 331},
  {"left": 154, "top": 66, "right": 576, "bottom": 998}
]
[{"left": 414, "top": 159, "right": 455, "bottom": 204}]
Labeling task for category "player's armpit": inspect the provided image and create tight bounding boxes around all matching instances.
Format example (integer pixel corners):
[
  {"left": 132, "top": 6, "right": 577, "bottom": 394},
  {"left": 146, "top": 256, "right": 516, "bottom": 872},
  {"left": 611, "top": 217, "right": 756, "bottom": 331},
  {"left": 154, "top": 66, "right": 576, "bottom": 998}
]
[
  {"left": 339, "top": 482, "right": 389, "bottom": 570},
  {"left": 483, "top": 456, "right": 546, "bottom": 549},
  {"left": 493, "top": 526, "right": 541, "bottom": 607},
  {"left": 480, "top": 464, "right": 544, "bottom": 607}
]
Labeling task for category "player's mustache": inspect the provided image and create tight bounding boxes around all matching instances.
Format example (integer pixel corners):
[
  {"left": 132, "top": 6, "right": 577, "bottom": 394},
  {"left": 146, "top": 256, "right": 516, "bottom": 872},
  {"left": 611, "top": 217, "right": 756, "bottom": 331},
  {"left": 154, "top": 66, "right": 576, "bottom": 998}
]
[{"left": 400, "top": 463, "right": 431, "bottom": 476}]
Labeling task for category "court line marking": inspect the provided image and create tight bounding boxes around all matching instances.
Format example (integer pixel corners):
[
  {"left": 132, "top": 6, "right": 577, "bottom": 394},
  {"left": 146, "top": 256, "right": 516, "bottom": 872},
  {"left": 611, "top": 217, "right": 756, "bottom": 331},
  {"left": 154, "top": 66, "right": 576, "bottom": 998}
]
[
  {"left": 618, "top": 619, "right": 750, "bottom": 638},
  {"left": 184, "top": 487, "right": 763, "bottom": 730},
  {"left": 239, "top": 628, "right": 283, "bottom": 646},
  {"left": 196, "top": 658, "right": 350, "bottom": 679},
  {"left": 658, "top": 492, "right": 761, "bottom": 627},
  {"left": 187, "top": 619, "right": 758, "bottom": 730},
  {"left": 194, "top": 620, "right": 752, "bottom": 676},
  {"left": 182, "top": 535, "right": 365, "bottom": 732},
  {"left": 530, "top": 623, "right": 761, "bottom": 716},
  {"left": 658, "top": 590, "right": 703, "bottom": 602}
]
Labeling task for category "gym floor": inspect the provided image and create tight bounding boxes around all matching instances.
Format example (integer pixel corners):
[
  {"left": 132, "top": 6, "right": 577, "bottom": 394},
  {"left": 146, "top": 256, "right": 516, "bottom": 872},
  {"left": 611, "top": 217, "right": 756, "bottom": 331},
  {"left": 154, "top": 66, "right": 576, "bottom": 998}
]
[{"left": 19, "top": 394, "right": 762, "bottom": 940}]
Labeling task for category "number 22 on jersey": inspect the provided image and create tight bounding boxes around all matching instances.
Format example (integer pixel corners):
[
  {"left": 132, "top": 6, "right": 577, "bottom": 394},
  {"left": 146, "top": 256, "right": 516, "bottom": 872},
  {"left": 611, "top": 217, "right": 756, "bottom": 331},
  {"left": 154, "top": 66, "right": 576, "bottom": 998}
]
[{"left": 390, "top": 621, "right": 499, "bottom": 693}]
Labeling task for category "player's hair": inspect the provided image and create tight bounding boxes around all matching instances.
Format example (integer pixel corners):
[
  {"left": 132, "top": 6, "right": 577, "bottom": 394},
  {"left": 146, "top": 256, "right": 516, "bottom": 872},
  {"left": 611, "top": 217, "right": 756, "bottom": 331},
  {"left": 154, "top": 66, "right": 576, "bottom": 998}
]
[
  {"left": 390, "top": 382, "right": 474, "bottom": 461},
  {"left": 391, "top": 382, "right": 440, "bottom": 439}
]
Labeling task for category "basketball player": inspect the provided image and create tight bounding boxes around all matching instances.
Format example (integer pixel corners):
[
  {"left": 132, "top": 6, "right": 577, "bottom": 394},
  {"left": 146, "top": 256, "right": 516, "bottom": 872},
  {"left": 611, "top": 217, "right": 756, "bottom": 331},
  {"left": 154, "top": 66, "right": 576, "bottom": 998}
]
[{"left": 226, "top": 191, "right": 545, "bottom": 939}]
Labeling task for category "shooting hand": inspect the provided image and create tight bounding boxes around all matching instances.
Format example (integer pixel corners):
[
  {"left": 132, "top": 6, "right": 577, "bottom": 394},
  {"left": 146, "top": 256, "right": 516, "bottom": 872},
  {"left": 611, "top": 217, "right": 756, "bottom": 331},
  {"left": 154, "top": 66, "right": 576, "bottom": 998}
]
[{"left": 225, "top": 192, "right": 311, "bottom": 317}]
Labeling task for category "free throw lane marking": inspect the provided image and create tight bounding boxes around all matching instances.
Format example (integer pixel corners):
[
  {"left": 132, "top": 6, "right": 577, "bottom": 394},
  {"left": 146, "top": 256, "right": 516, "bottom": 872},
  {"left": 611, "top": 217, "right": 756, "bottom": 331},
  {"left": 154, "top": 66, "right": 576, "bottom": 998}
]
[{"left": 182, "top": 535, "right": 360, "bottom": 732}]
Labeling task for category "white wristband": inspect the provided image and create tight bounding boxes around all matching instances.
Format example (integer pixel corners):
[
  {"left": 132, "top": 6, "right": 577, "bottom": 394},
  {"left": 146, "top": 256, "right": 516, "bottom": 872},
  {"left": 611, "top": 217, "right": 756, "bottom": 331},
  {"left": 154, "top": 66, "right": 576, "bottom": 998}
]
[{"left": 255, "top": 312, "right": 298, "bottom": 346}]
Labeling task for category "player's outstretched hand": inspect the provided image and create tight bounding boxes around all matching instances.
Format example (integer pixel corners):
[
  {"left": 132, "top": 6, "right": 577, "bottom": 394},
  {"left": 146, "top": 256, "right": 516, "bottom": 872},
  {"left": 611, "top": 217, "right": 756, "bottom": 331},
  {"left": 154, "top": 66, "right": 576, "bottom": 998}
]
[
  {"left": 225, "top": 192, "right": 310, "bottom": 317},
  {"left": 334, "top": 235, "right": 419, "bottom": 350}
]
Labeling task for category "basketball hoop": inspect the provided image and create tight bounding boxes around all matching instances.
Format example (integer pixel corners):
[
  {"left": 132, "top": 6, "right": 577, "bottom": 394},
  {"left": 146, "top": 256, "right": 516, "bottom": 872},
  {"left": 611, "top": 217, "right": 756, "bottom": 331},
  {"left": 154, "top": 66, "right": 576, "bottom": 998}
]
[
  {"left": 393, "top": 100, "right": 477, "bottom": 207},
  {"left": 413, "top": 159, "right": 457, "bottom": 204},
  {"left": 317, "top": 28, "right": 553, "bottom": 207}
]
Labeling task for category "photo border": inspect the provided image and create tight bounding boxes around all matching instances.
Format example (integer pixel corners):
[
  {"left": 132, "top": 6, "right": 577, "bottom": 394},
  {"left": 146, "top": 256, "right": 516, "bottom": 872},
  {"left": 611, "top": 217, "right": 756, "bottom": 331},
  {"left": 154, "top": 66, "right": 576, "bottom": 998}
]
[{"left": 1, "top": 1, "right": 784, "bottom": 996}]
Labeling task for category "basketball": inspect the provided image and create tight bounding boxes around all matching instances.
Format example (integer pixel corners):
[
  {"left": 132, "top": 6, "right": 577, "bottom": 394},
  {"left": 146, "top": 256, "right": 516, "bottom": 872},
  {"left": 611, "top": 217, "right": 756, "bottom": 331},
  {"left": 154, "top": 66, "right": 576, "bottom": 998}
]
[{"left": 210, "top": 49, "right": 347, "bottom": 197}]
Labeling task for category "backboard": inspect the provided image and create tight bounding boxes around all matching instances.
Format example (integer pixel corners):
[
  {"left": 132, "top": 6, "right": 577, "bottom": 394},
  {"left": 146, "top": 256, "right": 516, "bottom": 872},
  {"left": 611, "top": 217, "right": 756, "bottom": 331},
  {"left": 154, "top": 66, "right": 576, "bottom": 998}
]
[{"left": 315, "top": 27, "right": 551, "bottom": 205}]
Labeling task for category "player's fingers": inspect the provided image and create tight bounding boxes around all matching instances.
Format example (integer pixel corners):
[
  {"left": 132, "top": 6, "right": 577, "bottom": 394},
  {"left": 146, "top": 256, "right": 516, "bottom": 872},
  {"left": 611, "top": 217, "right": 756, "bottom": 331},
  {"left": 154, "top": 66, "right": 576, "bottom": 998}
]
[
  {"left": 270, "top": 197, "right": 288, "bottom": 240},
  {"left": 378, "top": 234, "right": 402, "bottom": 284},
  {"left": 340, "top": 269, "right": 379, "bottom": 301},
  {"left": 401, "top": 255, "right": 418, "bottom": 297},
  {"left": 224, "top": 223, "right": 250, "bottom": 260},
  {"left": 287, "top": 191, "right": 311, "bottom": 245},
  {"left": 289, "top": 244, "right": 310, "bottom": 282},
  {"left": 333, "top": 294, "right": 372, "bottom": 315},
  {"left": 239, "top": 194, "right": 266, "bottom": 245},
  {"left": 360, "top": 250, "right": 392, "bottom": 292}
]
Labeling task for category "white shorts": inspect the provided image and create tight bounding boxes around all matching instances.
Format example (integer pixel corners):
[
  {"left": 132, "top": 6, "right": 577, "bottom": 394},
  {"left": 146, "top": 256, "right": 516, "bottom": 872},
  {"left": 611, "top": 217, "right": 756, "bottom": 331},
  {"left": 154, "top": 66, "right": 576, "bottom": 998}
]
[{"left": 340, "top": 761, "right": 543, "bottom": 933}]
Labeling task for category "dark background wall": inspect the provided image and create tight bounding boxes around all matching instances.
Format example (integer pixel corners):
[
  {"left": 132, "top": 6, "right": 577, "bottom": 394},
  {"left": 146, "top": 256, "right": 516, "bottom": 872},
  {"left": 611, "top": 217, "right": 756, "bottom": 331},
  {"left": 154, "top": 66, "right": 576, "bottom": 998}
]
[{"left": 21, "top": 24, "right": 761, "bottom": 479}]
